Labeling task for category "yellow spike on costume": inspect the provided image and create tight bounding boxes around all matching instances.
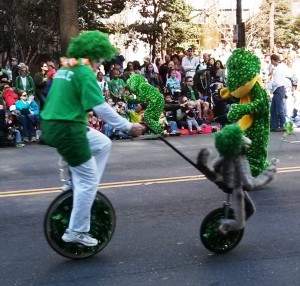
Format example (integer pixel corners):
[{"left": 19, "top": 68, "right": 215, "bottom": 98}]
[{"left": 220, "top": 75, "right": 263, "bottom": 130}]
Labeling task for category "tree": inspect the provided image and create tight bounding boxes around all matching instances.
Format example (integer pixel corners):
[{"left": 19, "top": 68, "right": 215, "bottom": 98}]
[
  {"left": 125, "top": 0, "right": 193, "bottom": 60},
  {"left": 59, "top": 0, "right": 79, "bottom": 56},
  {"left": 245, "top": 0, "right": 293, "bottom": 52},
  {"left": 0, "top": 0, "right": 127, "bottom": 65}
]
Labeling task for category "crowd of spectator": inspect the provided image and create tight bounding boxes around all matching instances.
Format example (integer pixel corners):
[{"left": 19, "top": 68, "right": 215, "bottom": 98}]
[{"left": 2, "top": 42, "right": 300, "bottom": 147}]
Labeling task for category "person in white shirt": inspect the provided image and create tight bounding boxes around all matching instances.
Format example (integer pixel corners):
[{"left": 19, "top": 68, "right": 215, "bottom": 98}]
[
  {"left": 269, "top": 53, "right": 287, "bottom": 131},
  {"left": 181, "top": 48, "right": 199, "bottom": 78}
]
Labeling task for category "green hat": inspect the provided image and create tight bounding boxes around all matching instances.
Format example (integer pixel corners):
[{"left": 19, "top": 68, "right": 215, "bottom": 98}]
[{"left": 66, "top": 30, "right": 116, "bottom": 60}]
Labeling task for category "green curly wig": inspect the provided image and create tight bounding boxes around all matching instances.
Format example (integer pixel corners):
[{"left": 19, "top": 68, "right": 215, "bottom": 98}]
[
  {"left": 66, "top": 30, "right": 116, "bottom": 60},
  {"left": 127, "top": 74, "right": 147, "bottom": 95},
  {"left": 226, "top": 48, "right": 261, "bottom": 92},
  {"left": 215, "top": 124, "right": 244, "bottom": 158}
]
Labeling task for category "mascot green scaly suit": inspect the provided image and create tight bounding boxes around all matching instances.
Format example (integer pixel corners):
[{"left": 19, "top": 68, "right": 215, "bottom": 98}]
[
  {"left": 127, "top": 74, "right": 164, "bottom": 134},
  {"left": 221, "top": 48, "right": 270, "bottom": 177}
]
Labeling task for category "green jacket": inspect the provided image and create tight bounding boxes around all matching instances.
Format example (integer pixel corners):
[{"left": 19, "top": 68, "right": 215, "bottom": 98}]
[{"left": 15, "top": 76, "right": 35, "bottom": 96}]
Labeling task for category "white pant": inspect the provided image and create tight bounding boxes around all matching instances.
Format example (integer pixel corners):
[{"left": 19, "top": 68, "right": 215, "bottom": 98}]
[{"left": 68, "top": 128, "right": 112, "bottom": 232}]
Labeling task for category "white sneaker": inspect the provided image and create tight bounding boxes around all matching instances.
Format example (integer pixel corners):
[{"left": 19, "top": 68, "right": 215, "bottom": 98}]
[
  {"left": 62, "top": 229, "right": 99, "bottom": 246},
  {"left": 61, "top": 181, "right": 72, "bottom": 192}
]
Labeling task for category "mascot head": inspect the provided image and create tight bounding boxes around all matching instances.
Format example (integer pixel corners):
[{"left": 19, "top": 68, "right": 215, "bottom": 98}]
[
  {"left": 66, "top": 30, "right": 116, "bottom": 61},
  {"left": 127, "top": 74, "right": 147, "bottom": 95},
  {"left": 215, "top": 124, "right": 251, "bottom": 158},
  {"left": 225, "top": 48, "right": 261, "bottom": 92}
]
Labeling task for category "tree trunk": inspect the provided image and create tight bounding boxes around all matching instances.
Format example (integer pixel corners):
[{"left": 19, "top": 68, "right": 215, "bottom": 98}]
[
  {"left": 59, "top": 0, "right": 79, "bottom": 56},
  {"left": 269, "top": 0, "right": 275, "bottom": 53}
]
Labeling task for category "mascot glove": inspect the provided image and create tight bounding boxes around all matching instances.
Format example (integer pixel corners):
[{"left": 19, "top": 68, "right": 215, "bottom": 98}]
[{"left": 227, "top": 103, "right": 249, "bottom": 122}]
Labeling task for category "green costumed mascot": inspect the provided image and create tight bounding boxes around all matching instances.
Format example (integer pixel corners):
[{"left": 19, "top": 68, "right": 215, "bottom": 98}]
[
  {"left": 126, "top": 74, "right": 165, "bottom": 134},
  {"left": 220, "top": 48, "right": 270, "bottom": 177},
  {"left": 41, "top": 31, "right": 144, "bottom": 247}
]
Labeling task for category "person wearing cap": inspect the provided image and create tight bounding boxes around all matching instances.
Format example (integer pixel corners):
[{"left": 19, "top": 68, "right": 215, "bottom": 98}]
[
  {"left": 269, "top": 53, "right": 288, "bottom": 131},
  {"left": 41, "top": 31, "right": 144, "bottom": 247},
  {"left": 181, "top": 48, "right": 199, "bottom": 78}
]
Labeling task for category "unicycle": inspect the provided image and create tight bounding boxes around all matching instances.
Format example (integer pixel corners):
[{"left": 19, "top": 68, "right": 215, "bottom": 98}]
[
  {"left": 44, "top": 189, "right": 116, "bottom": 259},
  {"left": 200, "top": 193, "right": 244, "bottom": 254}
]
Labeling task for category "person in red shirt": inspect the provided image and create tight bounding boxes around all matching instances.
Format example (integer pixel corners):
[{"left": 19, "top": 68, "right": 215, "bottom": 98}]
[{"left": 2, "top": 85, "right": 19, "bottom": 108}]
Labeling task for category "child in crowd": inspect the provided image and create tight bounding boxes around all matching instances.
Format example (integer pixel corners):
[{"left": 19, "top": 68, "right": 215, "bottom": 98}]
[
  {"left": 2, "top": 85, "right": 19, "bottom": 108},
  {"left": 0, "top": 108, "right": 24, "bottom": 147},
  {"left": 108, "top": 68, "right": 127, "bottom": 102},
  {"left": 179, "top": 96, "right": 202, "bottom": 135},
  {"left": 166, "top": 69, "right": 181, "bottom": 95},
  {"left": 97, "top": 71, "right": 109, "bottom": 99},
  {"left": 88, "top": 111, "right": 102, "bottom": 131}
]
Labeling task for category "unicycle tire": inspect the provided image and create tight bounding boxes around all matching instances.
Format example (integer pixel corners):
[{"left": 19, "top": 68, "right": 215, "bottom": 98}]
[
  {"left": 200, "top": 207, "right": 244, "bottom": 254},
  {"left": 44, "top": 190, "right": 116, "bottom": 259}
]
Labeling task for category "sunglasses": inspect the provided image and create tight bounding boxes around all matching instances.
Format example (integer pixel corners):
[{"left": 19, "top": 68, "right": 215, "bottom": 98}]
[
  {"left": 21, "top": 93, "right": 27, "bottom": 96},
  {"left": 12, "top": 59, "right": 17, "bottom": 62}
]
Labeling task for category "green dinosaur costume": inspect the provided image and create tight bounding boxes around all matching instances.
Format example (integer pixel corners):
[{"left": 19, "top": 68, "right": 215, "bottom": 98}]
[
  {"left": 127, "top": 74, "right": 164, "bottom": 134},
  {"left": 221, "top": 48, "right": 270, "bottom": 177}
]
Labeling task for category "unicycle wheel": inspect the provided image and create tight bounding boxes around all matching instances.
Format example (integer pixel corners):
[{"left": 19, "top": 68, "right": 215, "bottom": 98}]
[
  {"left": 200, "top": 207, "right": 244, "bottom": 254},
  {"left": 44, "top": 190, "right": 116, "bottom": 259}
]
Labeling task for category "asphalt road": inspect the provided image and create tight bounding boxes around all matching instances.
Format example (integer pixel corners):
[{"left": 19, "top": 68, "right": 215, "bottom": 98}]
[{"left": 1, "top": 132, "right": 300, "bottom": 286}]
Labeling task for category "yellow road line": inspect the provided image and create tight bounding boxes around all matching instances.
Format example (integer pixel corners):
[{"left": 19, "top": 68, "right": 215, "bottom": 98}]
[{"left": 0, "top": 167, "right": 299, "bottom": 198}]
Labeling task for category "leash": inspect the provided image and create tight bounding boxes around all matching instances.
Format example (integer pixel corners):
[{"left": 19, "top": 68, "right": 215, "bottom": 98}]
[{"left": 134, "top": 124, "right": 201, "bottom": 171}]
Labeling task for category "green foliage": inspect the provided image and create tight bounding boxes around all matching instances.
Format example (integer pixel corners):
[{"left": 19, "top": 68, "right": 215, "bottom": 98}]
[
  {"left": 246, "top": 0, "right": 297, "bottom": 50},
  {"left": 78, "top": 0, "right": 126, "bottom": 31},
  {"left": 0, "top": 0, "right": 127, "bottom": 64},
  {"left": 125, "top": 0, "right": 193, "bottom": 59}
]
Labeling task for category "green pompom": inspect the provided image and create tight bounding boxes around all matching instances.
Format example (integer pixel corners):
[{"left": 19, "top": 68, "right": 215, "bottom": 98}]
[
  {"left": 66, "top": 30, "right": 116, "bottom": 60},
  {"left": 215, "top": 124, "right": 244, "bottom": 158}
]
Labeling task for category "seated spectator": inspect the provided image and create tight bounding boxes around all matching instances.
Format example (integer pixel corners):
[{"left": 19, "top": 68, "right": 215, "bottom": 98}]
[
  {"left": 46, "top": 61, "right": 57, "bottom": 93},
  {"left": 2, "top": 84, "right": 19, "bottom": 109},
  {"left": 181, "top": 76, "right": 209, "bottom": 121},
  {"left": 122, "top": 61, "right": 135, "bottom": 82},
  {"left": 179, "top": 96, "right": 202, "bottom": 135},
  {"left": 171, "top": 54, "right": 185, "bottom": 79},
  {"left": 212, "top": 60, "right": 226, "bottom": 82},
  {"left": 34, "top": 62, "right": 48, "bottom": 111},
  {"left": 97, "top": 71, "right": 109, "bottom": 99},
  {"left": 15, "top": 91, "right": 39, "bottom": 142},
  {"left": 108, "top": 68, "right": 127, "bottom": 102},
  {"left": 166, "top": 61, "right": 182, "bottom": 83},
  {"left": 88, "top": 111, "right": 102, "bottom": 131},
  {"left": 0, "top": 108, "right": 24, "bottom": 147},
  {"left": 0, "top": 90, "right": 4, "bottom": 109},
  {"left": 144, "top": 63, "right": 163, "bottom": 91},
  {"left": 164, "top": 93, "right": 181, "bottom": 135},
  {"left": 129, "top": 103, "right": 145, "bottom": 123},
  {"left": 0, "top": 64, "right": 12, "bottom": 86},
  {"left": 102, "top": 98, "right": 130, "bottom": 139},
  {"left": 166, "top": 70, "right": 181, "bottom": 96},
  {"left": 15, "top": 65, "right": 35, "bottom": 96},
  {"left": 133, "top": 60, "right": 143, "bottom": 75}
]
